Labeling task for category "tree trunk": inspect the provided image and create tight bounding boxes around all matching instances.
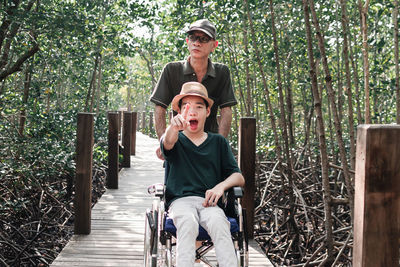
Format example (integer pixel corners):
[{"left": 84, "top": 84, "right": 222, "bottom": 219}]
[
  {"left": 394, "top": 0, "right": 400, "bottom": 124},
  {"left": 139, "top": 32, "right": 157, "bottom": 89},
  {"left": 269, "top": 0, "right": 298, "bottom": 237},
  {"left": 86, "top": 0, "right": 108, "bottom": 112},
  {"left": 85, "top": 54, "right": 99, "bottom": 112},
  {"left": 18, "top": 63, "right": 32, "bottom": 136},
  {"left": 284, "top": 51, "right": 295, "bottom": 147},
  {"left": 95, "top": 55, "right": 103, "bottom": 115},
  {"left": 372, "top": 13, "right": 379, "bottom": 123},
  {"left": 244, "top": 0, "right": 283, "bottom": 166},
  {"left": 335, "top": 3, "right": 344, "bottom": 125},
  {"left": 302, "top": 0, "right": 334, "bottom": 263},
  {"left": 243, "top": 15, "right": 252, "bottom": 116},
  {"left": 349, "top": 30, "right": 363, "bottom": 124},
  {"left": 127, "top": 69, "right": 132, "bottom": 111},
  {"left": 340, "top": 0, "right": 356, "bottom": 170},
  {"left": 226, "top": 31, "right": 246, "bottom": 117},
  {"left": 358, "top": 0, "right": 371, "bottom": 123},
  {"left": 309, "top": 0, "right": 354, "bottom": 223}
]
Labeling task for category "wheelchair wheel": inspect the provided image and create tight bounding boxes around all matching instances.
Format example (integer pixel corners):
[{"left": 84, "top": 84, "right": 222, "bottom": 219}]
[
  {"left": 144, "top": 200, "right": 160, "bottom": 267},
  {"left": 238, "top": 239, "right": 249, "bottom": 267},
  {"left": 239, "top": 209, "right": 249, "bottom": 267},
  {"left": 144, "top": 209, "right": 152, "bottom": 266}
]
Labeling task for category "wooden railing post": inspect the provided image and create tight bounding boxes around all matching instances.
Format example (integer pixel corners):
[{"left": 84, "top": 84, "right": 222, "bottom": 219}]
[
  {"left": 107, "top": 112, "right": 119, "bottom": 189},
  {"left": 238, "top": 117, "right": 256, "bottom": 239},
  {"left": 118, "top": 111, "right": 122, "bottom": 140},
  {"left": 149, "top": 111, "right": 153, "bottom": 135},
  {"left": 142, "top": 112, "right": 146, "bottom": 131},
  {"left": 121, "top": 111, "right": 132, "bottom": 168},
  {"left": 74, "top": 112, "right": 94, "bottom": 235},
  {"left": 353, "top": 125, "right": 400, "bottom": 267},
  {"left": 136, "top": 112, "right": 140, "bottom": 131},
  {"left": 131, "top": 112, "right": 137, "bottom": 155}
]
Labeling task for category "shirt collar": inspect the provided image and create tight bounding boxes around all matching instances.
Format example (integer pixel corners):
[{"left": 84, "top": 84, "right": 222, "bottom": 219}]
[{"left": 184, "top": 57, "right": 216, "bottom": 78}]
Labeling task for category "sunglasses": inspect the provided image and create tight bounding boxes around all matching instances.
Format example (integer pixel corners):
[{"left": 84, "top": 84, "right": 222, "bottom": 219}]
[{"left": 188, "top": 34, "right": 213, "bottom": 43}]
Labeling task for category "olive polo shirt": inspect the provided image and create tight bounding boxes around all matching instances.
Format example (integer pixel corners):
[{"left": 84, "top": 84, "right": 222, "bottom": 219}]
[
  {"left": 161, "top": 132, "right": 241, "bottom": 206},
  {"left": 150, "top": 58, "right": 237, "bottom": 133}
]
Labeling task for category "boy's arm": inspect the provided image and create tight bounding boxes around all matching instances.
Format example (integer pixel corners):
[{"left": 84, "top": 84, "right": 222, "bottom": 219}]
[
  {"left": 203, "top": 172, "right": 245, "bottom": 207},
  {"left": 162, "top": 125, "right": 179, "bottom": 150},
  {"left": 162, "top": 104, "right": 190, "bottom": 151}
]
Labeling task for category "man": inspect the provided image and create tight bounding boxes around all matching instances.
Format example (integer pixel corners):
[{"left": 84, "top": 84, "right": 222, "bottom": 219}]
[
  {"left": 150, "top": 19, "right": 237, "bottom": 159},
  {"left": 161, "top": 82, "right": 244, "bottom": 267}
]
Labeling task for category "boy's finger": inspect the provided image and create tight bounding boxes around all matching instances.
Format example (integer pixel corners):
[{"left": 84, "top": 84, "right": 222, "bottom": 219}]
[
  {"left": 203, "top": 191, "right": 211, "bottom": 207},
  {"left": 182, "top": 103, "right": 190, "bottom": 120}
]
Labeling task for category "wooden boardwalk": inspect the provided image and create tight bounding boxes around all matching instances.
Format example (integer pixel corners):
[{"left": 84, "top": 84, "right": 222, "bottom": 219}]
[{"left": 51, "top": 132, "right": 272, "bottom": 266}]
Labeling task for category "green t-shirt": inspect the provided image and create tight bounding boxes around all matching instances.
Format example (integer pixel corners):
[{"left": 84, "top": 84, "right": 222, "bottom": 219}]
[
  {"left": 161, "top": 132, "right": 241, "bottom": 206},
  {"left": 150, "top": 58, "right": 237, "bottom": 133}
]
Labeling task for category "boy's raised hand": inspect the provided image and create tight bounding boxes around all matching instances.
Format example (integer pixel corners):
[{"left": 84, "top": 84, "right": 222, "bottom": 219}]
[{"left": 171, "top": 103, "right": 190, "bottom": 131}]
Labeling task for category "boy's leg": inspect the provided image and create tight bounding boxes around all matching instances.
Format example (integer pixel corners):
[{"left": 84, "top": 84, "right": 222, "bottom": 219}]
[
  {"left": 169, "top": 196, "right": 200, "bottom": 267},
  {"left": 198, "top": 204, "right": 238, "bottom": 267}
]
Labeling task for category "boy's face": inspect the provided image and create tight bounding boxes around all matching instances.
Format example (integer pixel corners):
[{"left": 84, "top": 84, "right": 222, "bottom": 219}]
[{"left": 179, "top": 95, "right": 210, "bottom": 134}]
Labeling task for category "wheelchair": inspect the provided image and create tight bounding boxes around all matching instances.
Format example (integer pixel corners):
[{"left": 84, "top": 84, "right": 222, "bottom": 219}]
[{"left": 143, "top": 183, "right": 249, "bottom": 267}]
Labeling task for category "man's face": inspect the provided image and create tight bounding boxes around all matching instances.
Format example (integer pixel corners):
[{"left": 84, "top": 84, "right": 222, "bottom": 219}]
[
  {"left": 179, "top": 95, "right": 210, "bottom": 133},
  {"left": 186, "top": 31, "right": 217, "bottom": 60}
]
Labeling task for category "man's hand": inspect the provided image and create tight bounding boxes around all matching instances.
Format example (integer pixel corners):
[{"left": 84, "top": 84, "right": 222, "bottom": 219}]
[
  {"left": 203, "top": 184, "right": 224, "bottom": 207},
  {"left": 156, "top": 146, "right": 164, "bottom": 160}
]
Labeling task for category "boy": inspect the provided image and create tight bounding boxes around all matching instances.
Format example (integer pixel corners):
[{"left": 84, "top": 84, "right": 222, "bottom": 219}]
[{"left": 160, "top": 81, "right": 245, "bottom": 267}]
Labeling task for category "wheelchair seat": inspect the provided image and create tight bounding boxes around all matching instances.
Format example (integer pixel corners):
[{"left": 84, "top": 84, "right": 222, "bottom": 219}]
[{"left": 164, "top": 216, "right": 239, "bottom": 241}]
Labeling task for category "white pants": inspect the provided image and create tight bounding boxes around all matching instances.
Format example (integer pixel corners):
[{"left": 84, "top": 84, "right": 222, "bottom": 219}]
[{"left": 169, "top": 196, "right": 238, "bottom": 267}]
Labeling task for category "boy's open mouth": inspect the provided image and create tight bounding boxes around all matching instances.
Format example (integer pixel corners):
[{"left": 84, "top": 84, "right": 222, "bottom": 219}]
[{"left": 189, "top": 119, "right": 198, "bottom": 130}]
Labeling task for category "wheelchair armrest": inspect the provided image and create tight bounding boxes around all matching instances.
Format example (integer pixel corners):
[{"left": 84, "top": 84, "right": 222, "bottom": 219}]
[
  {"left": 231, "top": 186, "right": 243, "bottom": 198},
  {"left": 226, "top": 186, "right": 243, "bottom": 199},
  {"left": 223, "top": 187, "right": 244, "bottom": 218}
]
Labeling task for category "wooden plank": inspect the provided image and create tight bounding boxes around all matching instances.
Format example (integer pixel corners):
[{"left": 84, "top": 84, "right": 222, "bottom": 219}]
[
  {"left": 353, "top": 125, "right": 400, "bottom": 267},
  {"left": 51, "top": 132, "right": 272, "bottom": 266}
]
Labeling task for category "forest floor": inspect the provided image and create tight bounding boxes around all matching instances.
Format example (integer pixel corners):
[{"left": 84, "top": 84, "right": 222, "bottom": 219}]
[
  {"left": 254, "top": 160, "right": 352, "bottom": 266},
  {"left": 0, "top": 165, "right": 107, "bottom": 266}
]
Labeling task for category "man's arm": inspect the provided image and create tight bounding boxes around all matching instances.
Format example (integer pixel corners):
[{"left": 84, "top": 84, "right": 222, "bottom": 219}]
[
  {"left": 203, "top": 172, "right": 245, "bottom": 207},
  {"left": 218, "top": 106, "right": 233, "bottom": 138},
  {"left": 155, "top": 105, "right": 167, "bottom": 140}
]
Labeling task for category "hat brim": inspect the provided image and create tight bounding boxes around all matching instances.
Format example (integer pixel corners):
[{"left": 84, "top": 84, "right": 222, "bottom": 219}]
[
  {"left": 171, "top": 93, "right": 214, "bottom": 112},
  {"left": 187, "top": 27, "right": 215, "bottom": 39}
]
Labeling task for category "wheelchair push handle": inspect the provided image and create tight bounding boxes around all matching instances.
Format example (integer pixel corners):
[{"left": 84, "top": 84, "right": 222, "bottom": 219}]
[{"left": 147, "top": 183, "right": 165, "bottom": 197}]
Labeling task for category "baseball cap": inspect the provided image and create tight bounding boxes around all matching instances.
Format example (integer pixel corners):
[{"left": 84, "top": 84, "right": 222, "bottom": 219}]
[{"left": 186, "top": 19, "right": 216, "bottom": 39}]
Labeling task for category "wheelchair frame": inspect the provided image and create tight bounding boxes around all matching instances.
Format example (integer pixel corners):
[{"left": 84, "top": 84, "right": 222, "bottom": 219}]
[{"left": 144, "top": 184, "right": 249, "bottom": 267}]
